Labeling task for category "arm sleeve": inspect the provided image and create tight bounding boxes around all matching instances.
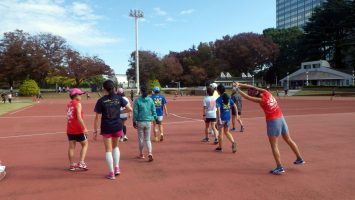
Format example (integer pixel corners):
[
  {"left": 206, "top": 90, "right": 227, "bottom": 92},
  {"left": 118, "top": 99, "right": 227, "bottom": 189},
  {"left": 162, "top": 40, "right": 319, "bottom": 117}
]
[
  {"left": 151, "top": 99, "right": 157, "bottom": 119},
  {"left": 94, "top": 99, "right": 102, "bottom": 114},
  {"left": 133, "top": 100, "right": 138, "bottom": 122},
  {"left": 120, "top": 97, "right": 128, "bottom": 108}
]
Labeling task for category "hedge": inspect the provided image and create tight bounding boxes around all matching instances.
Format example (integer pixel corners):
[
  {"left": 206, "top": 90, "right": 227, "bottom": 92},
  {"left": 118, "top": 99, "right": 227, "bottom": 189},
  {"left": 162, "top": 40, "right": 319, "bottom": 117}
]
[{"left": 19, "top": 79, "right": 40, "bottom": 96}]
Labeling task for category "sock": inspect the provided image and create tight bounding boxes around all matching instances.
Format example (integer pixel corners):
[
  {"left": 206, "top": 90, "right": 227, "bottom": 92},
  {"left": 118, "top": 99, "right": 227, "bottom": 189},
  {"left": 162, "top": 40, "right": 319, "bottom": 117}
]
[
  {"left": 113, "top": 147, "right": 120, "bottom": 168},
  {"left": 105, "top": 152, "right": 114, "bottom": 172},
  {"left": 123, "top": 125, "right": 127, "bottom": 136}
]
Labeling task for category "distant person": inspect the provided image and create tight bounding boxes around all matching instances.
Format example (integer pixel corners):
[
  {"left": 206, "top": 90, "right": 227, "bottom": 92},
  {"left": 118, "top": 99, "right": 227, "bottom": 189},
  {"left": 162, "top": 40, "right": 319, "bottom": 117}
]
[
  {"left": 117, "top": 88, "right": 131, "bottom": 142},
  {"left": 10, "top": 86, "right": 13, "bottom": 93},
  {"left": 86, "top": 92, "right": 91, "bottom": 100},
  {"left": 1, "top": 93, "right": 6, "bottom": 104},
  {"left": 94, "top": 80, "right": 132, "bottom": 180},
  {"left": 58, "top": 86, "right": 62, "bottom": 93},
  {"left": 66, "top": 88, "right": 89, "bottom": 171},
  {"left": 331, "top": 88, "right": 336, "bottom": 101},
  {"left": 215, "top": 85, "right": 237, "bottom": 153},
  {"left": 130, "top": 89, "right": 134, "bottom": 101},
  {"left": 7, "top": 93, "right": 12, "bottom": 104},
  {"left": 230, "top": 87, "right": 244, "bottom": 132},
  {"left": 133, "top": 85, "right": 157, "bottom": 162},
  {"left": 234, "top": 82, "right": 305, "bottom": 175},
  {"left": 284, "top": 89, "right": 288, "bottom": 96},
  {"left": 0, "top": 160, "right": 6, "bottom": 181},
  {"left": 151, "top": 87, "right": 168, "bottom": 142},
  {"left": 202, "top": 87, "right": 219, "bottom": 144}
]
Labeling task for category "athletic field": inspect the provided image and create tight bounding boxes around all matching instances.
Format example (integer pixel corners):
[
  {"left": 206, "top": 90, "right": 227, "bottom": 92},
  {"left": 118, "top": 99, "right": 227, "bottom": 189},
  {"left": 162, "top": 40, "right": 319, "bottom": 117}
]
[{"left": 0, "top": 96, "right": 354, "bottom": 200}]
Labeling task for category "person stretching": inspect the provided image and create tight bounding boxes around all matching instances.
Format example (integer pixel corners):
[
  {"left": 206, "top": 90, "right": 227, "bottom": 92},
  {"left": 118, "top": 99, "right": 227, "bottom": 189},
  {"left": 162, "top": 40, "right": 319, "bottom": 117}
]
[{"left": 234, "top": 82, "right": 305, "bottom": 175}]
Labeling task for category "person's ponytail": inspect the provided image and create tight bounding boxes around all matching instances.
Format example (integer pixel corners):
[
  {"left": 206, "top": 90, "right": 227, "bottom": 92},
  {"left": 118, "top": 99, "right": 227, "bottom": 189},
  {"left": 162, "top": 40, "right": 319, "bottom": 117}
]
[
  {"left": 140, "top": 85, "right": 148, "bottom": 98},
  {"left": 103, "top": 80, "right": 115, "bottom": 99},
  {"left": 222, "top": 93, "right": 229, "bottom": 105}
]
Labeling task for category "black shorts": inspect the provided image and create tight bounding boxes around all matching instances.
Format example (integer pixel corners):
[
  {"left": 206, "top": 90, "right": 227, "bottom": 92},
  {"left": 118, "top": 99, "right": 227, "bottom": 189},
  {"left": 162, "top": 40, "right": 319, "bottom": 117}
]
[
  {"left": 205, "top": 118, "right": 216, "bottom": 123},
  {"left": 67, "top": 133, "right": 87, "bottom": 142},
  {"left": 232, "top": 108, "right": 241, "bottom": 116}
]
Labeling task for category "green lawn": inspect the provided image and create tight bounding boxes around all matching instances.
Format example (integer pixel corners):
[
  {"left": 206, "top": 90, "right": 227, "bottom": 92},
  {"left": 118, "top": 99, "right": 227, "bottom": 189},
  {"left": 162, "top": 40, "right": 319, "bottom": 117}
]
[{"left": 0, "top": 102, "right": 33, "bottom": 115}]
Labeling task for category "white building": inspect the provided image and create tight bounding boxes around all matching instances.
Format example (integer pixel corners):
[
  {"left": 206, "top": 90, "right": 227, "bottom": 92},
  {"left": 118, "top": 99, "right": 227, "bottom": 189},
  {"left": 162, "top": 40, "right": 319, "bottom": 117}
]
[
  {"left": 280, "top": 60, "right": 354, "bottom": 89},
  {"left": 114, "top": 74, "right": 136, "bottom": 88}
]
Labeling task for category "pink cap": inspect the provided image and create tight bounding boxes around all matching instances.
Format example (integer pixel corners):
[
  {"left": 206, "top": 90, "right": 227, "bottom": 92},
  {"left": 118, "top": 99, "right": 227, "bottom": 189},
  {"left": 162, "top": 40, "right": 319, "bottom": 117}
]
[
  {"left": 117, "top": 88, "right": 124, "bottom": 94},
  {"left": 69, "top": 88, "right": 85, "bottom": 96}
]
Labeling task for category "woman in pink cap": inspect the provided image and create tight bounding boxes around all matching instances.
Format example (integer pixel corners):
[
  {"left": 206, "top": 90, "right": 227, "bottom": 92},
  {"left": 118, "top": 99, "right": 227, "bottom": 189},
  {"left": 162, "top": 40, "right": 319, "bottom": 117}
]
[{"left": 66, "top": 88, "right": 89, "bottom": 171}]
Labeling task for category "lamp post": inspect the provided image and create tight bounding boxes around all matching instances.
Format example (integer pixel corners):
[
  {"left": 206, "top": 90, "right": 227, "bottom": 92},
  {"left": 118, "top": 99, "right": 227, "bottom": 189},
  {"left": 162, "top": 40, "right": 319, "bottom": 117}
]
[
  {"left": 306, "top": 71, "right": 309, "bottom": 86},
  {"left": 129, "top": 9, "right": 144, "bottom": 95},
  {"left": 252, "top": 75, "right": 255, "bottom": 86},
  {"left": 353, "top": 70, "right": 354, "bottom": 86}
]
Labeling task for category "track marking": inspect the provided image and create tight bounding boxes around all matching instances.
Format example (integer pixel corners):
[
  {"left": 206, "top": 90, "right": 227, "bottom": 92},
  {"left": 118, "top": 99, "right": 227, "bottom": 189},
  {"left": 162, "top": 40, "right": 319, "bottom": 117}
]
[{"left": 170, "top": 113, "right": 202, "bottom": 121}]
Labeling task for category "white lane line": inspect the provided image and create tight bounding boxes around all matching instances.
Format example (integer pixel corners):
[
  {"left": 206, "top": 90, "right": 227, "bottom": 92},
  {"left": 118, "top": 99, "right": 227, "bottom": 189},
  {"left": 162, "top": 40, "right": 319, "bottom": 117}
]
[
  {"left": 0, "top": 114, "right": 96, "bottom": 119},
  {"left": 9, "top": 105, "right": 34, "bottom": 115},
  {"left": 0, "top": 120, "right": 198, "bottom": 139},
  {"left": 170, "top": 113, "right": 202, "bottom": 122}
]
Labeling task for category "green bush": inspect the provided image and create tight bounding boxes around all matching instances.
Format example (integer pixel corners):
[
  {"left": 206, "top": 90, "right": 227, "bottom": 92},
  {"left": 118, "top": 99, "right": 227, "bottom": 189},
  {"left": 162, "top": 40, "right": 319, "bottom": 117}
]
[
  {"left": 147, "top": 79, "right": 161, "bottom": 92},
  {"left": 19, "top": 79, "right": 40, "bottom": 96}
]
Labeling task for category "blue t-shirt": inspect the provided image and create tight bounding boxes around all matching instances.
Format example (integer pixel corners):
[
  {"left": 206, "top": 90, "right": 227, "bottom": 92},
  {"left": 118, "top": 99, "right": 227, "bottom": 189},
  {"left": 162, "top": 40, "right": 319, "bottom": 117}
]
[
  {"left": 151, "top": 94, "right": 167, "bottom": 116},
  {"left": 216, "top": 96, "right": 234, "bottom": 121},
  {"left": 94, "top": 94, "right": 127, "bottom": 133}
]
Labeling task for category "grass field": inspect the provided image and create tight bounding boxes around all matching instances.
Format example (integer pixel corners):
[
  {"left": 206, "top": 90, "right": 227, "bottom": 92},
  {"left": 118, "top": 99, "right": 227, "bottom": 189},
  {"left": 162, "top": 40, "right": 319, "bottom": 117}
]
[{"left": 0, "top": 102, "right": 33, "bottom": 115}]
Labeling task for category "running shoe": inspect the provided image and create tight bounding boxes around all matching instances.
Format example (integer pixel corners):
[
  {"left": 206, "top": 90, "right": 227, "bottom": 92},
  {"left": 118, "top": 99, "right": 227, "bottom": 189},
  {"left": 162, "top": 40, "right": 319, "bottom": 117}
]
[
  {"left": 294, "top": 158, "right": 306, "bottom": 165},
  {"left": 230, "top": 128, "right": 236, "bottom": 132},
  {"left": 106, "top": 172, "right": 116, "bottom": 180},
  {"left": 215, "top": 147, "right": 223, "bottom": 152},
  {"left": 0, "top": 171, "right": 6, "bottom": 181},
  {"left": 137, "top": 154, "right": 145, "bottom": 159},
  {"left": 240, "top": 126, "right": 245, "bottom": 133},
  {"left": 201, "top": 137, "right": 209, "bottom": 143},
  {"left": 148, "top": 154, "right": 154, "bottom": 162},
  {"left": 69, "top": 163, "right": 78, "bottom": 171},
  {"left": 119, "top": 137, "right": 124, "bottom": 142},
  {"left": 270, "top": 166, "right": 285, "bottom": 175},
  {"left": 78, "top": 162, "right": 88, "bottom": 171},
  {"left": 232, "top": 142, "right": 237, "bottom": 153},
  {"left": 114, "top": 167, "right": 121, "bottom": 176},
  {"left": 123, "top": 135, "right": 128, "bottom": 142},
  {"left": 160, "top": 134, "right": 164, "bottom": 142},
  {"left": 213, "top": 138, "right": 219, "bottom": 145}
]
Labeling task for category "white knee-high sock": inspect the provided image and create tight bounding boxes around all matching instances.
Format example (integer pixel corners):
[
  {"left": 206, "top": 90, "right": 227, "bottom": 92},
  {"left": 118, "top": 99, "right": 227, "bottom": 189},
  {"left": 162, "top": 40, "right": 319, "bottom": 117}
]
[
  {"left": 105, "top": 152, "right": 114, "bottom": 172},
  {"left": 113, "top": 147, "right": 120, "bottom": 168}
]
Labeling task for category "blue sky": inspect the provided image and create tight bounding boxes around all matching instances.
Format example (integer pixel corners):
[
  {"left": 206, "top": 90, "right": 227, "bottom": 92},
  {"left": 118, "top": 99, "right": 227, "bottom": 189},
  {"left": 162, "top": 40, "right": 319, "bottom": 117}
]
[{"left": 0, "top": 0, "right": 276, "bottom": 74}]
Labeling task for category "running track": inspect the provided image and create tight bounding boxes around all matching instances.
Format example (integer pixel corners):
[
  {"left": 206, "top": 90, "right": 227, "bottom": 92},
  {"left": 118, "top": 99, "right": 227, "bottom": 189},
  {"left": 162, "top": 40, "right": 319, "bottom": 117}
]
[{"left": 0, "top": 96, "right": 355, "bottom": 200}]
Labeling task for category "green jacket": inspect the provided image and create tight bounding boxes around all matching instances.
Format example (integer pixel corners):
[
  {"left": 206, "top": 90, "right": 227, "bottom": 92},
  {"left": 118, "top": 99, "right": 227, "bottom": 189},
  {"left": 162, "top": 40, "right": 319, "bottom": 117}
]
[{"left": 133, "top": 96, "right": 157, "bottom": 122}]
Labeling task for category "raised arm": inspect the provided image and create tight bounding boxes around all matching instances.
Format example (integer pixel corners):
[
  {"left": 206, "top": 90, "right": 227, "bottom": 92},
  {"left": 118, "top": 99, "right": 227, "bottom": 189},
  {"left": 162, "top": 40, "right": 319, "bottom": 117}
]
[
  {"left": 233, "top": 82, "right": 262, "bottom": 104},
  {"left": 235, "top": 82, "right": 266, "bottom": 93}
]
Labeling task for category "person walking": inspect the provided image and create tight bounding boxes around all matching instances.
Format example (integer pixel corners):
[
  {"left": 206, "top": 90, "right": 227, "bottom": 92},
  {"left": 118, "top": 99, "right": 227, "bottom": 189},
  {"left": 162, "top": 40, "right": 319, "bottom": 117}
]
[{"left": 133, "top": 85, "right": 157, "bottom": 162}]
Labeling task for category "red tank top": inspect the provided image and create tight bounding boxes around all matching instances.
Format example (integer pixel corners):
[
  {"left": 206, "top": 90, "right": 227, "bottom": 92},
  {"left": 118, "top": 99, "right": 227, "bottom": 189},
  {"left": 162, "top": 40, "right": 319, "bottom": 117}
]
[
  {"left": 260, "top": 91, "right": 283, "bottom": 121},
  {"left": 66, "top": 100, "right": 84, "bottom": 134}
]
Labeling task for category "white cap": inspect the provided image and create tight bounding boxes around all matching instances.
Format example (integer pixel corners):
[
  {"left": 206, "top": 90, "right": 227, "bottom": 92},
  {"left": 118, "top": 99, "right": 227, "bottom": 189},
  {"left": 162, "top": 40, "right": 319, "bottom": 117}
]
[{"left": 210, "top": 83, "right": 218, "bottom": 89}]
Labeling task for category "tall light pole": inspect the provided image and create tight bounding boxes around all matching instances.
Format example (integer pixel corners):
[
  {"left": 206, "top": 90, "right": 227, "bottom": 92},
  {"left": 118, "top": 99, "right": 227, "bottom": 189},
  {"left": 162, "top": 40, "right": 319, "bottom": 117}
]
[
  {"left": 306, "top": 71, "right": 309, "bottom": 86},
  {"left": 129, "top": 9, "right": 144, "bottom": 95},
  {"left": 352, "top": 70, "right": 354, "bottom": 86},
  {"left": 252, "top": 75, "right": 255, "bottom": 86}
]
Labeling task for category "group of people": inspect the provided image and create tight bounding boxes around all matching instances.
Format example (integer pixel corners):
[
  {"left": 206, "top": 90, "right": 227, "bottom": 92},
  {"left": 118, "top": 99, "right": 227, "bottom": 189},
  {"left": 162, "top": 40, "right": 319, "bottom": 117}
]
[
  {"left": 202, "top": 82, "right": 305, "bottom": 174},
  {"left": 65, "top": 80, "right": 168, "bottom": 180},
  {"left": 1, "top": 92, "right": 13, "bottom": 103}
]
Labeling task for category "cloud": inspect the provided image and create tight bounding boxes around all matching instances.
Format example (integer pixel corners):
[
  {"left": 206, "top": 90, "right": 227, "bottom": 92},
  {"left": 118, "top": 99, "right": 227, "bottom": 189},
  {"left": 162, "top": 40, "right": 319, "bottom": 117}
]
[
  {"left": 165, "top": 17, "right": 175, "bottom": 22},
  {"left": 180, "top": 9, "right": 195, "bottom": 15},
  {"left": 153, "top": 7, "right": 167, "bottom": 16},
  {"left": 0, "top": 0, "right": 119, "bottom": 46}
]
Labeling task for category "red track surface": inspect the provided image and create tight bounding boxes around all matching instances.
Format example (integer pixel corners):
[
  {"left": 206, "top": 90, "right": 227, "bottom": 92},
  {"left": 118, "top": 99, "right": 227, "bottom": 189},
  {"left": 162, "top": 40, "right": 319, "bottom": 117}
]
[{"left": 1, "top": 96, "right": 355, "bottom": 200}]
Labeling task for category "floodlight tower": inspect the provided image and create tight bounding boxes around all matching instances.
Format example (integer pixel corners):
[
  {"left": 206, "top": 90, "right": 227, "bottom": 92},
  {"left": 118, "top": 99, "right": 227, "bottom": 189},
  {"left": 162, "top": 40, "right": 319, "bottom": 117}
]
[{"left": 129, "top": 9, "right": 144, "bottom": 94}]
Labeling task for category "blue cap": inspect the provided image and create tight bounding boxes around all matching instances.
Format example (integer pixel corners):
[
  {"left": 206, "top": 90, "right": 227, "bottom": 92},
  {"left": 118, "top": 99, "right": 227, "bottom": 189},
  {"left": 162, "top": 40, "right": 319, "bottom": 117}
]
[{"left": 153, "top": 86, "right": 160, "bottom": 92}]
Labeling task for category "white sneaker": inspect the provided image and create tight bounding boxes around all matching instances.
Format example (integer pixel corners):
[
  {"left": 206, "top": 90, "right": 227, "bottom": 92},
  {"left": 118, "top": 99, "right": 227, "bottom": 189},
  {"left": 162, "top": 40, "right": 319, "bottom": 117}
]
[
  {"left": 119, "top": 137, "right": 124, "bottom": 142},
  {"left": 123, "top": 135, "right": 128, "bottom": 141},
  {"left": 0, "top": 165, "right": 6, "bottom": 173}
]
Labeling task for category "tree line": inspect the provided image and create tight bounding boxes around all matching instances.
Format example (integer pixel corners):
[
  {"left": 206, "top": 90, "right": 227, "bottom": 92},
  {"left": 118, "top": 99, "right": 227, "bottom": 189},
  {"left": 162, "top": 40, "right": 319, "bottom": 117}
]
[
  {"left": 127, "top": 0, "right": 355, "bottom": 87},
  {"left": 0, "top": 30, "right": 113, "bottom": 88}
]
